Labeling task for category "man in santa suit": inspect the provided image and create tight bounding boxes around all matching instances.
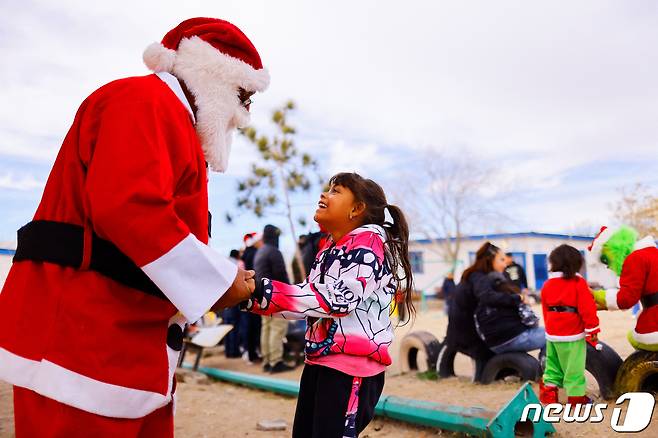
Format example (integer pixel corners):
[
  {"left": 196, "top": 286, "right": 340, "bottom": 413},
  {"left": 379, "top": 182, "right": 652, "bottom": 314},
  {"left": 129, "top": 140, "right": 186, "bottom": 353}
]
[
  {"left": 589, "top": 225, "right": 658, "bottom": 351},
  {"left": 0, "top": 18, "right": 269, "bottom": 437}
]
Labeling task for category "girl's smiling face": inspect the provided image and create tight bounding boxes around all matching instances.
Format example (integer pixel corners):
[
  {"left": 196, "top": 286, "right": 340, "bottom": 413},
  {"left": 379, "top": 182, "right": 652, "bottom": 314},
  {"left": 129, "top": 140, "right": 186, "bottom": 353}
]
[{"left": 314, "top": 183, "right": 364, "bottom": 239}]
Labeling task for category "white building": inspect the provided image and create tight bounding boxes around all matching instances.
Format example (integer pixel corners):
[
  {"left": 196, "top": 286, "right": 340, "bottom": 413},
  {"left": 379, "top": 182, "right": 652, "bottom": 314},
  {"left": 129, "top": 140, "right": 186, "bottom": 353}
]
[{"left": 409, "top": 232, "right": 617, "bottom": 294}]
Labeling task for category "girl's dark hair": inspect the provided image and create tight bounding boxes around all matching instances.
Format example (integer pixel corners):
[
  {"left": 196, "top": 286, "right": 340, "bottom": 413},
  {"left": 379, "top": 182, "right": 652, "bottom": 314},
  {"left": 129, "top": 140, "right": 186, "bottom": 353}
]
[
  {"left": 549, "top": 244, "right": 583, "bottom": 280},
  {"left": 461, "top": 241, "right": 500, "bottom": 283},
  {"left": 329, "top": 172, "right": 415, "bottom": 323}
]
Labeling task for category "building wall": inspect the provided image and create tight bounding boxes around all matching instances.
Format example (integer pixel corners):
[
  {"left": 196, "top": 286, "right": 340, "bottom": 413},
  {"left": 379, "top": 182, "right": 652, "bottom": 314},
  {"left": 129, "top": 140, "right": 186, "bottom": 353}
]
[{"left": 409, "top": 234, "right": 617, "bottom": 294}]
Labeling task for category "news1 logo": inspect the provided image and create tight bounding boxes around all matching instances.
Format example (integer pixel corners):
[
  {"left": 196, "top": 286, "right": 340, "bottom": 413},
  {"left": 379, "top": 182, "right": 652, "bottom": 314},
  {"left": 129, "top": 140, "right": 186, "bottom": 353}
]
[{"left": 521, "top": 393, "right": 655, "bottom": 432}]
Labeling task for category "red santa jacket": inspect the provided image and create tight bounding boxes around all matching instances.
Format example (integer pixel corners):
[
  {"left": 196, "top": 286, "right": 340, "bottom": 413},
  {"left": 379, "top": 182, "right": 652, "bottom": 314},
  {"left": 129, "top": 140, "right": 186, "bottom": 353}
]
[
  {"left": 605, "top": 238, "right": 658, "bottom": 345},
  {"left": 0, "top": 73, "right": 236, "bottom": 418},
  {"left": 541, "top": 274, "right": 599, "bottom": 342}
]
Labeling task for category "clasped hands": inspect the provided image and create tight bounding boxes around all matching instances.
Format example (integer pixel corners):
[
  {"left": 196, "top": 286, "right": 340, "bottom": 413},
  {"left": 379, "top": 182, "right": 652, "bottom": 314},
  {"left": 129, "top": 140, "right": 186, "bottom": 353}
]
[{"left": 212, "top": 268, "right": 257, "bottom": 310}]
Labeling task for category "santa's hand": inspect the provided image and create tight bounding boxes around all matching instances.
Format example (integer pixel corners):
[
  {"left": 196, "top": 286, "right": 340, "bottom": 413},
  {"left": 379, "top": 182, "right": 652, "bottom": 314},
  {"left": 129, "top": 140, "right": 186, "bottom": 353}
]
[{"left": 212, "top": 268, "right": 256, "bottom": 310}]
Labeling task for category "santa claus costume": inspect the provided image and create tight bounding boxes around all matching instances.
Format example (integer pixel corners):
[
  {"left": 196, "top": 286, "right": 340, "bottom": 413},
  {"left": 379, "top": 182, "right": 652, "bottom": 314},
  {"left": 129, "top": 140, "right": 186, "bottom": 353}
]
[
  {"left": 589, "top": 226, "right": 658, "bottom": 351},
  {"left": 0, "top": 18, "right": 268, "bottom": 437}
]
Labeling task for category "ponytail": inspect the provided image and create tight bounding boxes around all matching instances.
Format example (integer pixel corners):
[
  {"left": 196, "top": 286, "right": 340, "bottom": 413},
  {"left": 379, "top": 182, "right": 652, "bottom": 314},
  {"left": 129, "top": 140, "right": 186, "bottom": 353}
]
[
  {"left": 327, "top": 172, "right": 416, "bottom": 325},
  {"left": 383, "top": 204, "right": 416, "bottom": 325}
]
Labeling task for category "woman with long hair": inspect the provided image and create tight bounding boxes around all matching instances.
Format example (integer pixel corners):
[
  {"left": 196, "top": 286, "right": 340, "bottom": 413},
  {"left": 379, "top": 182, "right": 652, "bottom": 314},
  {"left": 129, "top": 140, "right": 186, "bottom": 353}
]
[
  {"left": 471, "top": 247, "right": 545, "bottom": 356},
  {"left": 442, "top": 242, "right": 501, "bottom": 379}
]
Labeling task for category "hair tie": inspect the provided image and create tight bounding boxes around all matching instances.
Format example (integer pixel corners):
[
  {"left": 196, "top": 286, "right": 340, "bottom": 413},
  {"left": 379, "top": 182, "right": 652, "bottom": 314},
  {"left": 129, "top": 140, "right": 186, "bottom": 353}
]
[{"left": 383, "top": 205, "right": 395, "bottom": 226}]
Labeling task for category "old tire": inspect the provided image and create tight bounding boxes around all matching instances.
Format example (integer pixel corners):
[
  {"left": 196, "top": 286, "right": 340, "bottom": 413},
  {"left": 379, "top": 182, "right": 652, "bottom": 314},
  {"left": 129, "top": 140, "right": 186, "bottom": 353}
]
[
  {"left": 586, "top": 341, "right": 623, "bottom": 400},
  {"left": 614, "top": 350, "right": 658, "bottom": 396},
  {"left": 400, "top": 331, "right": 442, "bottom": 373},
  {"left": 437, "top": 343, "right": 493, "bottom": 382},
  {"left": 480, "top": 353, "right": 542, "bottom": 384}
]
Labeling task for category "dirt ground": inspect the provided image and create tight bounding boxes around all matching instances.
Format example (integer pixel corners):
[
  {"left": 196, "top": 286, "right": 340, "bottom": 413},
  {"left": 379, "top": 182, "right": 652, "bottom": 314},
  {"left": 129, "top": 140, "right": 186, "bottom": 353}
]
[{"left": 2, "top": 301, "right": 658, "bottom": 437}]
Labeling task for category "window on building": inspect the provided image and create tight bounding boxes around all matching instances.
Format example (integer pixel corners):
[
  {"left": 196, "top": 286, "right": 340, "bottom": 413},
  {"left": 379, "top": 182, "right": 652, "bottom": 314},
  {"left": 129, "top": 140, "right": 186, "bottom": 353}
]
[{"left": 409, "top": 251, "right": 424, "bottom": 274}]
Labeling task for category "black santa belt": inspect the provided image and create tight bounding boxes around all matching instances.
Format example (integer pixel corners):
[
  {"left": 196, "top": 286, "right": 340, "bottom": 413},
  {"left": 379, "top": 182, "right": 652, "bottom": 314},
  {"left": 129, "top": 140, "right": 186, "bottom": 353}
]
[
  {"left": 548, "top": 306, "right": 578, "bottom": 313},
  {"left": 13, "top": 220, "right": 166, "bottom": 300},
  {"left": 641, "top": 292, "right": 658, "bottom": 309}
]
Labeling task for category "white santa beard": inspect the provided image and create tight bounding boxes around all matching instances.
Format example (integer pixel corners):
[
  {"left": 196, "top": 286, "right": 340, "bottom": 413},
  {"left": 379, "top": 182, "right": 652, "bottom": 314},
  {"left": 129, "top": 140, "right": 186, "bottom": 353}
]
[
  {"left": 172, "top": 41, "right": 253, "bottom": 173},
  {"left": 192, "top": 90, "right": 251, "bottom": 172}
]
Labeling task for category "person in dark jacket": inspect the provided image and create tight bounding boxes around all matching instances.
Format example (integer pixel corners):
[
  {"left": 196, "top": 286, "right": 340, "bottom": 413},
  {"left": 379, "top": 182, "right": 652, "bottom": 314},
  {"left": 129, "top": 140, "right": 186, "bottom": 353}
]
[
  {"left": 504, "top": 253, "right": 528, "bottom": 290},
  {"left": 443, "top": 244, "right": 499, "bottom": 380},
  {"left": 441, "top": 272, "right": 456, "bottom": 315},
  {"left": 239, "top": 233, "right": 263, "bottom": 363},
  {"left": 255, "top": 225, "right": 294, "bottom": 373},
  {"left": 222, "top": 250, "right": 245, "bottom": 357},
  {"left": 473, "top": 250, "right": 545, "bottom": 355}
]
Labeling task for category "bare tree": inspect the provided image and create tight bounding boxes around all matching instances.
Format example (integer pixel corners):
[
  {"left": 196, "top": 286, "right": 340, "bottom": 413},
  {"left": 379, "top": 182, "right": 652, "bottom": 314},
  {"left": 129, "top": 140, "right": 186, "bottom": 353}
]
[
  {"left": 394, "top": 149, "right": 504, "bottom": 273},
  {"left": 236, "top": 101, "right": 320, "bottom": 278},
  {"left": 611, "top": 182, "right": 658, "bottom": 237}
]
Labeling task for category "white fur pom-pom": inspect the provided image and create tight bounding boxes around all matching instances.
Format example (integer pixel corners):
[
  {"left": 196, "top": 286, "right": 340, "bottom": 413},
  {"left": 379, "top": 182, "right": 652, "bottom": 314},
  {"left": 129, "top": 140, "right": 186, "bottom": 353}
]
[{"left": 143, "top": 42, "right": 176, "bottom": 73}]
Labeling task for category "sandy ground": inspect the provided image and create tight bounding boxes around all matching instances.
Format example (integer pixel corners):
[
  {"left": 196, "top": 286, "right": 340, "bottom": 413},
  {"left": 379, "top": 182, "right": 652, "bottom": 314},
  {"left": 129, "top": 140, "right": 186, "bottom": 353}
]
[{"left": 2, "top": 301, "right": 658, "bottom": 437}]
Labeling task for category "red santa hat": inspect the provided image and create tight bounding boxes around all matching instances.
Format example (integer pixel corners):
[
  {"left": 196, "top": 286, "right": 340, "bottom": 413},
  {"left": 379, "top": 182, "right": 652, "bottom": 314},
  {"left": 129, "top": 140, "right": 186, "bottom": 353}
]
[
  {"left": 587, "top": 226, "right": 614, "bottom": 261},
  {"left": 243, "top": 232, "right": 262, "bottom": 247},
  {"left": 143, "top": 18, "right": 270, "bottom": 172}
]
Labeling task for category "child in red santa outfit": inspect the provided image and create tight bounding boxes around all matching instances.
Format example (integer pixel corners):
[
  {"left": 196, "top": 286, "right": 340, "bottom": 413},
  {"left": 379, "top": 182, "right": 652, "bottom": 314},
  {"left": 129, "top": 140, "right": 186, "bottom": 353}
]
[
  {"left": 246, "top": 173, "right": 415, "bottom": 438},
  {"left": 539, "top": 245, "right": 600, "bottom": 405}
]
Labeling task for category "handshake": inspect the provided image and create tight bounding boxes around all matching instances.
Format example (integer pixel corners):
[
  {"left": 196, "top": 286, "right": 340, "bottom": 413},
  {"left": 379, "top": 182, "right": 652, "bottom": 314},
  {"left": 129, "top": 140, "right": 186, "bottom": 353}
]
[{"left": 212, "top": 268, "right": 257, "bottom": 310}]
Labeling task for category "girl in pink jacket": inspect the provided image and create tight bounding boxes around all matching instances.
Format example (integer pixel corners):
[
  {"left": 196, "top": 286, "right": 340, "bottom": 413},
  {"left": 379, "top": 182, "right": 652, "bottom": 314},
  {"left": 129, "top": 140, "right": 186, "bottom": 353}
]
[{"left": 246, "top": 172, "right": 414, "bottom": 438}]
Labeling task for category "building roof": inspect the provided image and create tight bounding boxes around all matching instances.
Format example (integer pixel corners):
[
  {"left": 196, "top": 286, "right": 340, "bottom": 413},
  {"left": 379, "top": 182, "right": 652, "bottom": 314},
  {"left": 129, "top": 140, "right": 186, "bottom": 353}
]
[{"left": 412, "top": 231, "right": 593, "bottom": 244}]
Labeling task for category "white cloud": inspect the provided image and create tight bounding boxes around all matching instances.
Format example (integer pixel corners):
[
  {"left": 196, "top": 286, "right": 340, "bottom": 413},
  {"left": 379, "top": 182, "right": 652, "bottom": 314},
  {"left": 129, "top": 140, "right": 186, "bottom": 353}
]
[
  {"left": 0, "top": 0, "right": 657, "bottom": 245},
  {"left": 0, "top": 173, "right": 45, "bottom": 191}
]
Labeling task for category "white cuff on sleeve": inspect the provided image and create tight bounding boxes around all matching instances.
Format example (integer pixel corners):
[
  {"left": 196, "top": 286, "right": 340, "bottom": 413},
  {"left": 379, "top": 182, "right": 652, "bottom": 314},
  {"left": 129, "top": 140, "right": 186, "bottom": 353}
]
[
  {"left": 142, "top": 234, "right": 238, "bottom": 323},
  {"left": 605, "top": 288, "right": 620, "bottom": 311}
]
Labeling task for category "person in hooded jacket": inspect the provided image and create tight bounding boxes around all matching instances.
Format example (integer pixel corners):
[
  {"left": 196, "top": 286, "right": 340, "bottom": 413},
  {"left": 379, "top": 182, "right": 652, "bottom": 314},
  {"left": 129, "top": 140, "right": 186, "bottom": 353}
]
[
  {"left": 255, "top": 225, "right": 295, "bottom": 373},
  {"left": 239, "top": 233, "right": 263, "bottom": 363},
  {"left": 444, "top": 243, "right": 497, "bottom": 379}
]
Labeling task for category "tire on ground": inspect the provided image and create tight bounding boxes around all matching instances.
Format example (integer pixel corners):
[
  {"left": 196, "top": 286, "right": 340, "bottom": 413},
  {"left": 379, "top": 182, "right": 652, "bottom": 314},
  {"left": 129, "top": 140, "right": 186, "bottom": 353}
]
[
  {"left": 399, "top": 331, "right": 442, "bottom": 373},
  {"left": 614, "top": 349, "right": 658, "bottom": 397},
  {"left": 479, "top": 352, "right": 541, "bottom": 384},
  {"left": 586, "top": 341, "right": 623, "bottom": 400},
  {"left": 437, "top": 343, "right": 494, "bottom": 382}
]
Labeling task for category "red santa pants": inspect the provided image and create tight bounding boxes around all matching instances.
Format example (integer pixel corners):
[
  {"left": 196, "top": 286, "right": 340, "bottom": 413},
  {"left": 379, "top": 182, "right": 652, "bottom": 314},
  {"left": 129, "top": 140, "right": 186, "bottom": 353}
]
[{"left": 13, "top": 386, "right": 173, "bottom": 438}]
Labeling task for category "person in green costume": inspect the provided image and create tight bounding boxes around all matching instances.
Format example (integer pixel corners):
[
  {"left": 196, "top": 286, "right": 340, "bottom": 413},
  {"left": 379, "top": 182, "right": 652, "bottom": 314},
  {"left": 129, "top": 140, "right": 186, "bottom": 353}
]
[{"left": 589, "top": 226, "right": 658, "bottom": 351}]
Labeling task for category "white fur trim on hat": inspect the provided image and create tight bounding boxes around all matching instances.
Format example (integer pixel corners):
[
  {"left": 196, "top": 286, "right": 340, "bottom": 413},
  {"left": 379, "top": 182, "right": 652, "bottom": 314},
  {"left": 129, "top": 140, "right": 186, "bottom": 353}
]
[{"left": 143, "top": 37, "right": 269, "bottom": 92}]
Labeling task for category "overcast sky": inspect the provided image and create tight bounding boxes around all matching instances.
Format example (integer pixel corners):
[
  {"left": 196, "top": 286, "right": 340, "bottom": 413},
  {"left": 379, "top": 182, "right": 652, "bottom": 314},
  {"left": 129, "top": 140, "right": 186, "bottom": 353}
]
[{"left": 1, "top": 0, "right": 657, "bottom": 256}]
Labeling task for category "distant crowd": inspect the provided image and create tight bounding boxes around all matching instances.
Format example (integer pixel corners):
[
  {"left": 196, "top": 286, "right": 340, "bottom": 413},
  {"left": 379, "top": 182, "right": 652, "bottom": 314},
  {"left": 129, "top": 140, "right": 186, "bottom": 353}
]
[{"left": 219, "top": 225, "right": 328, "bottom": 374}]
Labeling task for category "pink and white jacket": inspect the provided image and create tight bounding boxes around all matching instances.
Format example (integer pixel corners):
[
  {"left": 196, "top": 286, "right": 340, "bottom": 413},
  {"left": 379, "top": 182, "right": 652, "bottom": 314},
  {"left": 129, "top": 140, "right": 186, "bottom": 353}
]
[{"left": 246, "top": 225, "right": 394, "bottom": 377}]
